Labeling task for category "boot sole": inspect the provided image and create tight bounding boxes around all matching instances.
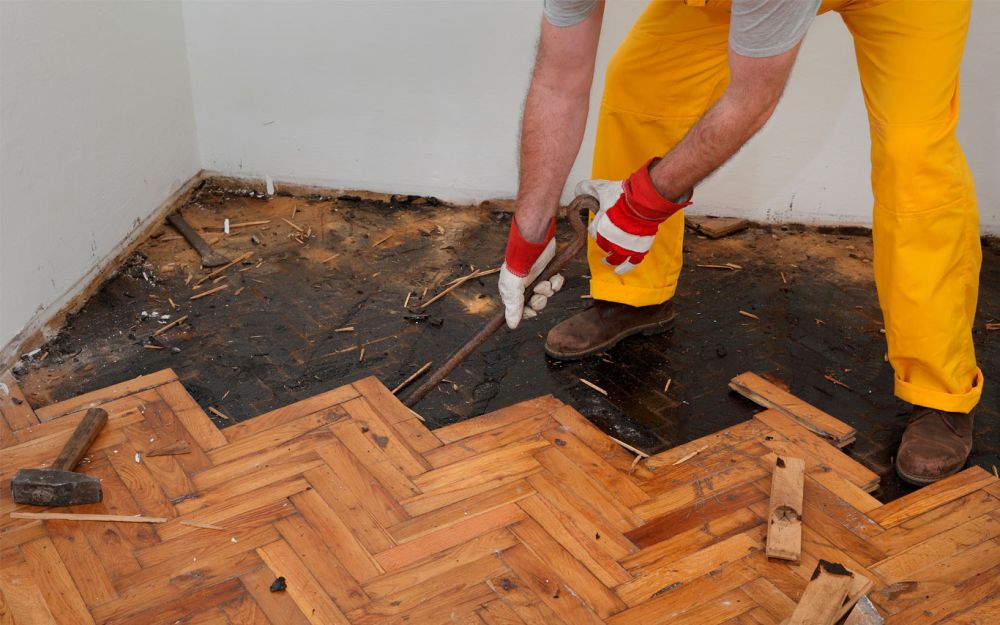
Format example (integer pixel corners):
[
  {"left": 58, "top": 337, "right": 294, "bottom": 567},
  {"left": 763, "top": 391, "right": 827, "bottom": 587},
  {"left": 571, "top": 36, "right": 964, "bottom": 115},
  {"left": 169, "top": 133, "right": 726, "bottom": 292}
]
[
  {"left": 544, "top": 312, "right": 677, "bottom": 361},
  {"left": 895, "top": 460, "right": 965, "bottom": 486}
]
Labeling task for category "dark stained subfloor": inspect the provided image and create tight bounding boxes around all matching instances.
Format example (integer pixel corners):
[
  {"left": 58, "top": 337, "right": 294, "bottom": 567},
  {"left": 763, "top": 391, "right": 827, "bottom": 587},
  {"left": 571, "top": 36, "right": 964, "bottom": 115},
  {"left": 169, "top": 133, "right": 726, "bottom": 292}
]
[{"left": 14, "top": 179, "right": 998, "bottom": 502}]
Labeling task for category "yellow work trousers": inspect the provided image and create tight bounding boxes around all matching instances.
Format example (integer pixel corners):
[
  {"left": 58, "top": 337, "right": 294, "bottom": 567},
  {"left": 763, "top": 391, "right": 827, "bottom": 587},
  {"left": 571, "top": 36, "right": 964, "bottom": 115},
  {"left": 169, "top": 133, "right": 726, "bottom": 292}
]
[{"left": 590, "top": 0, "right": 983, "bottom": 412}]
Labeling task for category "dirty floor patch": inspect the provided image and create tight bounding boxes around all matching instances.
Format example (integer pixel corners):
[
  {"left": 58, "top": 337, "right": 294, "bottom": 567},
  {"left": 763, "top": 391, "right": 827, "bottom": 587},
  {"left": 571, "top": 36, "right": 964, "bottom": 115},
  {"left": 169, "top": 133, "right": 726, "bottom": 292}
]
[{"left": 14, "top": 180, "right": 999, "bottom": 501}]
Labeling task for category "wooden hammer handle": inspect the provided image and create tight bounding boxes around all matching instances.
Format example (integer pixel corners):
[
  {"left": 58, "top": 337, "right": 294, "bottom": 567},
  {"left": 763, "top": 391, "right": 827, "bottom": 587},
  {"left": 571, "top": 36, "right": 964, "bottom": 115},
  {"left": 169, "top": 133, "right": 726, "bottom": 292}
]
[{"left": 52, "top": 407, "right": 108, "bottom": 471}]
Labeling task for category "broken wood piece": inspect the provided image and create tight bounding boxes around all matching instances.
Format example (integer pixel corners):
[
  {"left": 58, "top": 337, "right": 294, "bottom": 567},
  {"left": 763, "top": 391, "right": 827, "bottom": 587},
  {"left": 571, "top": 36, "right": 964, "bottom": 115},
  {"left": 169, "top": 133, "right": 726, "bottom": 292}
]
[
  {"left": 227, "top": 220, "right": 271, "bottom": 229},
  {"left": 728, "top": 372, "right": 856, "bottom": 447},
  {"left": 144, "top": 344, "right": 164, "bottom": 350},
  {"left": 685, "top": 216, "right": 749, "bottom": 239},
  {"left": 784, "top": 560, "right": 856, "bottom": 625},
  {"left": 844, "top": 596, "right": 884, "bottom": 625},
  {"left": 11, "top": 512, "right": 167, "bottom": 523},
  {"left": 180, "top": 519, "right": 225, "bottom": 530},
  {"left": 168, "top": 297, "right": 179, "bottom": 310},
  {"left": 152, "top": 314, "right": 189, "bottom": 337},
  {"left": 403, "top": 291, "right": 412, "bottom": 308},
  {"left": 739, "top": 310, "right": 759, "bottom": 320},
  {"left": 672, "top": 445, "right": 708, "bottom": 466},
  {"left": 417, "top": 268, "right": 498, "bottom": 309},
  {"left": 766, "top": 456, "right": 805, "bottom": 561},
  {"left": 696, "top": 264, "right": 740, "bottom": 271},
  {"left": 145, "top": 441, "right": 192, "bottom": 456},
  {"left": 190, "top": 284, "right": 229, "bottom": 301},
  {"left": 372, "top": 234, "right": 393, "bottom": 247},
  {"left": 281, "top": 217, "right": 305, "bottom": 233},
  {"left": 609, "top": 436, "right": 650, "bottom": 459},
  {"left": 334, "top": 326, "right": 354, "bottom": 333},
  {"left": 359, "top": 346, "right": 365, "bottom": 362},
  {"left": 443, "top": 267, "right": 500, "bottom": 287},
  {"left": 321, "top": 254, "right": 338, "bottom": 263},
  {"left": 392, "top": 361, "right": 432, "bottom": 395},
  {"left": 208, "top": 406, "right": 232, "bottom": 420},
  {"left": 824, "top": 374, "right": 852, "bottom": 390},
  {"left": 195, "top": 251, "right": 253, "bottom": 285},
  {"left": 233, "top": 286, "right": 245, "bottom": 296},
  {"left": 579, "top": 378, "right": 608, "bottom": 396}
]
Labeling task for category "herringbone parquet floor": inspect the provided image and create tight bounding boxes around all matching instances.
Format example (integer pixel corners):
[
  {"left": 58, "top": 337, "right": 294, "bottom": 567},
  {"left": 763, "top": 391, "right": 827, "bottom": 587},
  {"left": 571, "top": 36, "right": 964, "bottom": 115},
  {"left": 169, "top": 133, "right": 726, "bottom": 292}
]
[{"left": 2, "top": 368, "right": 998, "bottom": 624}]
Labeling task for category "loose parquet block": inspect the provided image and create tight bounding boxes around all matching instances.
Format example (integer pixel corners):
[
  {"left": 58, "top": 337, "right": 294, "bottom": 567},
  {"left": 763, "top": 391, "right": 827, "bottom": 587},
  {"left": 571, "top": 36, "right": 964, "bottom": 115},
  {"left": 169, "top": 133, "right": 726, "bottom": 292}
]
[{"left": 1, "top": 368, "right": 998, "bottom": 624}]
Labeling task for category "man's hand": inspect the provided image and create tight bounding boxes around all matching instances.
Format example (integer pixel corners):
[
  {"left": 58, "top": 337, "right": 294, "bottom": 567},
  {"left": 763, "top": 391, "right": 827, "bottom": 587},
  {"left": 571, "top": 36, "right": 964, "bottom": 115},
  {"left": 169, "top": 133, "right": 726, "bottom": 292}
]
[
  {"left": 499, "top": 217, "right": 559, "bottom": 329},
  {"left": 579, "top": 158, "right": 691, "bottom": 275}
]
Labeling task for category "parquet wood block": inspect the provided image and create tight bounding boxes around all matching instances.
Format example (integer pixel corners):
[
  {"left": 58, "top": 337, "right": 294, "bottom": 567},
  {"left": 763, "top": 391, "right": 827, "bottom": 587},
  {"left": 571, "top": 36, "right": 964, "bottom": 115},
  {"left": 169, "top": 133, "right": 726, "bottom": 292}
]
[{"left": 2, "top": 370, "right": 998, "bottom": 624}]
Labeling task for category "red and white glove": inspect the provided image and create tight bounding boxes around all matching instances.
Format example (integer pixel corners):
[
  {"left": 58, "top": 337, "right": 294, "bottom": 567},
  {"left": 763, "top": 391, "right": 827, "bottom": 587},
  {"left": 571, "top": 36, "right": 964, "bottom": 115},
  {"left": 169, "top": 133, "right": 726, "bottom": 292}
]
[
  {"left": 498, "top": 216, "right": 557, "bottom": 329},
  {"left": 578, "top": 158, "right": 691, "bottom": 275}
]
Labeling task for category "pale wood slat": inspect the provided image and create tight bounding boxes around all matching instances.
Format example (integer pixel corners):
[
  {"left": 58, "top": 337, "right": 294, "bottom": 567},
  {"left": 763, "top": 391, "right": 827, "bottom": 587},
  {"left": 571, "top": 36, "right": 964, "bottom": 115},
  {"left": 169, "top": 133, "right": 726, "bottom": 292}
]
[
  {"left": 869, "top": 467, "right": 997, "bottom": 528},
  {"left": 33, "top": 368, "right": 178, "bottom": 422}
]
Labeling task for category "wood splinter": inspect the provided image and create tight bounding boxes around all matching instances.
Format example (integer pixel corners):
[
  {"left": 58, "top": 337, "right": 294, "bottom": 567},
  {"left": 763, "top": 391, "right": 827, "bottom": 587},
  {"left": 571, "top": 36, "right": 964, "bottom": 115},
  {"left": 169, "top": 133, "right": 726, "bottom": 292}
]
[
  {"left": 766, "top": 455, "right": 805, "bottom": 561},
  {"left": 785, "top": 560, "right": 857, "bottom": 625},
  {"left": 11, "top": 512, "right": 167, "bottom": 524},
  {"left": 392, "top": 362, "right": 432, "bottom": 395}
]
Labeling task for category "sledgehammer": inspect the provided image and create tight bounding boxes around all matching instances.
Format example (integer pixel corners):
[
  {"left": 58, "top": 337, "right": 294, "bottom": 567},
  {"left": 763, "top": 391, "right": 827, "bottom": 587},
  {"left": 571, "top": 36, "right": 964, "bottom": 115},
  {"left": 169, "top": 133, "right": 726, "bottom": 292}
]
[{"left": 11, "top": 407, "right": 107, "bottom": 506}]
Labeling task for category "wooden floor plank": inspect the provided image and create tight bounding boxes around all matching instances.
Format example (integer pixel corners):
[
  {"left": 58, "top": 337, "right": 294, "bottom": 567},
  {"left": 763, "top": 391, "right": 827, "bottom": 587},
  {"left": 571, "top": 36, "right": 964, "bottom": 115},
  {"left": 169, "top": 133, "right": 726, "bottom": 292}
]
[
  {"left": 223, "top": 383, "right": 359, "bottom": 442},
  {"left": 486, "top": 571, "right": 570, "bottom": 625},
  {"left": 873, "top": 513, "right": 1000, "bottom": 585},
  {"left": 424, "top": 412, "right": 555, "bottom": 469},
  {"left": 869, "top": 489, "right": 1000, "bottom": 554},
  {"left": 157, "top": 381, "right": 229, "bottom": 450},
  {"left": 433, "top": 397, "right": 554, "bottom": 444},
  {"left": 303, "top": 464, "right": 396, "bottom": 553},
  {"left": 313, "top": 435, "right": 410, "bottom": 527},
  {"left": 257, "top": 539, "right": 351, "bottom": 625},
  {"left": 539, "top": 428, "right": 649, "bottom": 507},
  {"left": 340, "top": 396, "right": 431, "bottom": 475},
  {"left": 329, "top": 415, "right": 422, "bottom": 499},
  {"left": 869, "top": 467, "right": 997, "bottom": 528},
  {"left": 0, "top": 372, "right": 39, "bottom": 431},
  {"left": 20, "top": 537, "right": 95, "bottom": 625},
  {"left": 0, "top": 560, "right": 59, "bottom": 625},
  {"left": 209, "top": 407, "right": 346, "bottom": 466},
  {"left": 289, "top": 488, "right": 384, "bottom": 582},
  {"left": 45, "top": 519, "right": 118, "bottom": 607},
  {"left": 392, "top": 417, "right": 442, "bottom": 454},
  {"left": 219, "top": 593, "right": 274, "bottom": 625},
  {"left": 33, "top": 368, "right": 177, "bottom": 422},
  {"left": 498, "top": 543, "right": 606, "bottom": 625},
  {"left": 240, "top": 566, "right": 311, "bottom": 625}
]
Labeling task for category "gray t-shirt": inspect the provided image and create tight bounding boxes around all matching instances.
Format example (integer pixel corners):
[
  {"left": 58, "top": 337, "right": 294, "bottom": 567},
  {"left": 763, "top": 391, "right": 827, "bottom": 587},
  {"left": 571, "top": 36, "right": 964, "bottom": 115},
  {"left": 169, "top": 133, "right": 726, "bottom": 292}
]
[{"left": 544, "top": 0, "right": 821, "bottom": 58}]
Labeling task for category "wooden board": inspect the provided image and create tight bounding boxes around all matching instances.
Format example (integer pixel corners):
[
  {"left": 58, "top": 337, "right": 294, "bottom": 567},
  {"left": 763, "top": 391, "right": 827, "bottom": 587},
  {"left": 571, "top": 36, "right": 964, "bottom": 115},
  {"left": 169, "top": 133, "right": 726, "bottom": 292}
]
[{"left": 1, "top": 370, "right": 997, "bottom": 624}]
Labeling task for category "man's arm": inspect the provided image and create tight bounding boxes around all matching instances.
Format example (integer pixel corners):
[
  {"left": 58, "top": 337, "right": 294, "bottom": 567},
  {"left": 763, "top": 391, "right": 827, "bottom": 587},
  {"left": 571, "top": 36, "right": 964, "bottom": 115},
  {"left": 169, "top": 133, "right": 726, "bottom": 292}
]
[
  {"left": 649, "top": 43, "right": 803, "bottom": 201},
  {"left": 514, "top": 4, "right": 603, "bottom": 243}
]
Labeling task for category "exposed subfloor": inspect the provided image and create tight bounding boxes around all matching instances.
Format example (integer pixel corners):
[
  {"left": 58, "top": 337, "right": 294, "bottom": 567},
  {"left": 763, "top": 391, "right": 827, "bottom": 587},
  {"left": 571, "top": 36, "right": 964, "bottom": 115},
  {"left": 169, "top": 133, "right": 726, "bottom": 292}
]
[{"left": 13, "top": 180, "right": 999, "bottom": 502}]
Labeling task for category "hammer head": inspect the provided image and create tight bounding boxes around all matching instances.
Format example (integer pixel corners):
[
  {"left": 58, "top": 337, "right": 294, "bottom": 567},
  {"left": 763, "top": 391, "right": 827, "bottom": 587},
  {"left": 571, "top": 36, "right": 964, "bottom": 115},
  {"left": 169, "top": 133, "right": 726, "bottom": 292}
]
[{"left": 11, "top": 468, "right": 102, "bottom": 506}]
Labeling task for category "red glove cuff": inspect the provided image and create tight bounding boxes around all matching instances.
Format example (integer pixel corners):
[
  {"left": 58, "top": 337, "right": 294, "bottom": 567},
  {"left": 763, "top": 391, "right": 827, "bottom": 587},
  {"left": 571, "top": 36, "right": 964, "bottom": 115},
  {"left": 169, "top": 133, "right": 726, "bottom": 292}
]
[
  {"left": 623, "top": 158, "right": 692, "bottom": 222},
  {"left": 504, "top": 215, "right": 555, "bottom": 278}
]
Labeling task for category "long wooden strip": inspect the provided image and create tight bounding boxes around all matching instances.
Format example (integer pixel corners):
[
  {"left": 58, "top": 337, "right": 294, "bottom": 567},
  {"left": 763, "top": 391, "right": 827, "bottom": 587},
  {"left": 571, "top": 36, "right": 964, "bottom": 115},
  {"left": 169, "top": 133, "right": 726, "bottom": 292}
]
[
  {"left": 44, "top": 518, "right": 118, "bottom": 607},
  {"left": 290, "top": 488, "right": 383, "bottom": 582},
  {"left": 34, "top": 369, "right": 177, "bottom": 421},
  {"left": 729, "top": 372, "right": 855, "bottom": 446},
  {"left": 10, "top": 512, "right": 166, "bottom": 523},
  {"left": 539, "top": 429, "right": 649, "bottom": 507},
  {"left": 499, "top": 543, "right": 606, "bottom": 625},
  {"left": 223, "top": 383, "right": 359, "bottom": 442},
  {"left": 871, "top": 513, "right": 1000, "bottom": 584},
  {"left": 869, "top": 489, "right": 999, "bottom": 553},
  {"left": 767, "top": 456, "right": 805, "bottom": 561},
  {"left": 340, "top": 396, "right": 431, "bottom": 475},
  {"left": 20, "top": 537, "right": 96, "bottom": 625},
  {"left": 869, "top": 466, "right": 996, "bottom": 528},
  {"left": 241, "top": 565, "right": 312, "bottom": 625},
  {"left": 156, "top": 381, "right": 229, "bottom": 450}
]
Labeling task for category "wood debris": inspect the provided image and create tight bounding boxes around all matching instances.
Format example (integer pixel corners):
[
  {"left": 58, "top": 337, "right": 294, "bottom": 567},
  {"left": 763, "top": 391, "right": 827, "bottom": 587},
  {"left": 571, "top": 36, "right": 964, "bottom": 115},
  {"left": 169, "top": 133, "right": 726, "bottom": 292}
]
[
  {"left": 282, "top": 217, "right": 305, "bottom": 233},
  {"left": 696, "top": 263, "right": 741, "bottom": 271},
  {"left": 739, "top": 310, "right": 759, "bottom": 320},
  {"left": 417, "top": 268, "right": 496, "bottom": 309},
  {"left": 195, "top": 252, "right": 253, "bottom": 285},
  {"left": 143, "top": 344, "right": 164, "bottom": 350},
  {"left": 372, "top": 234, "right": 393, "bottom": 247},
  {"left": 168, "top": 297, "right": 179, "bottom": 310},
  {"left": 685, "top": 216, "right": 749, "bottom": 239},
  {"left": 608, "top": 436, "right": 649, "bottom": 459},
  {"left": 672, "top": 445, "right": 708, "bottom": 466},
  {"left": 233, "top": 286, "right": 245, "bottom": 296},
  {"left": 190, "top": 284, "right": 229, "bottom": 301},
  {"left": 321, "top": 254, "right": 338, "bottom": 263},
  {"left": 663, "top": 378, "right": 672, "bottom": 393},
  {"left": 334, "top": 326, "right": 355, "bottom": 333},
  {"left": 403, "top": 291, "right": 412, "bottom": 308},
  {"left": 359, "top": 346, "right": 365, "bottom": 362},
  {"left": 824, "top": 374, "right": 852, "bottom": 390},
  {"left": 228, "top": 220, "right": 271, "bottom": 229},
  {"left": 392, "top": 362, "right": 432, "bottom": 395},
  {"left": 579, "top": 378, "right": 608, "bottom": 396},
  {"left": 208, "top": 406, "right": 232, "bottom": 420}
]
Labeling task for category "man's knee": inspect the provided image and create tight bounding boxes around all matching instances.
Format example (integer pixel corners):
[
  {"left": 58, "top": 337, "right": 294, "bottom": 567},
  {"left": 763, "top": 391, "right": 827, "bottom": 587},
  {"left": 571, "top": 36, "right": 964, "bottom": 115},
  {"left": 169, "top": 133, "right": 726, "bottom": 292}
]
[{"left": 870, "top": 122, "right": 970, "bottom": 214}]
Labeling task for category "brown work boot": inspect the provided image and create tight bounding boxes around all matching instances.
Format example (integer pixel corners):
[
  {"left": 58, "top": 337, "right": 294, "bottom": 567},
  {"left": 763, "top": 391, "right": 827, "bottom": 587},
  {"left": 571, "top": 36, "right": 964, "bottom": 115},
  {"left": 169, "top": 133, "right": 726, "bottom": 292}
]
[
  {"left": 895, "top": 406, "right": 974, "bottom": 485},
  {"left": 545, "top": 299, "right": 676, "bottom": 360}
]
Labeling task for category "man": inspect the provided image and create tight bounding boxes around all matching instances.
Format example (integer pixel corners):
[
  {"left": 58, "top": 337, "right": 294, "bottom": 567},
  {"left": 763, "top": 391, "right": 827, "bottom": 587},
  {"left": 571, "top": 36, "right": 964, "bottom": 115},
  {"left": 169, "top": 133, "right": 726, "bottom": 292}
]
[{"left": 498, "top": 0, "right": 983, "bottom": 485}]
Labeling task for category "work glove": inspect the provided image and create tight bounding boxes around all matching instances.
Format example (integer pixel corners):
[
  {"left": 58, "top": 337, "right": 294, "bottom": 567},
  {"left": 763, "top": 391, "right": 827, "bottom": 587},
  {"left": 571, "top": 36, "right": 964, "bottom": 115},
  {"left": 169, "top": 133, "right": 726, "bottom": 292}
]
[
  {"left": 578, "top": 158, "right": 692, "bottom": 275},
  {"left": 499, "top": 216, "right": 563, "bottom": 329}
]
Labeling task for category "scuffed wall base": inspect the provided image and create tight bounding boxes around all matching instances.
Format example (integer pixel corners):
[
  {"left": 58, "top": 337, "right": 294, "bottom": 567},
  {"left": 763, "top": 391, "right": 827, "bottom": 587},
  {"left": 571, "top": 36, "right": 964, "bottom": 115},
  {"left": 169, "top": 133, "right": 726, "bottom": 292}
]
[{"left": 0, "top": 172, "right": 209, "bottom": 371}]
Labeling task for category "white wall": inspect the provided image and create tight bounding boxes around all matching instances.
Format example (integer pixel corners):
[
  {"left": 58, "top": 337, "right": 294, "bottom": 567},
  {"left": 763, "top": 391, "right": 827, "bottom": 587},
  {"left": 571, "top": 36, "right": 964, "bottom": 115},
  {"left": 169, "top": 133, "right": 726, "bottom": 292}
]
[
  {"left": 183, "top": 0, "right": 999, "bottom": 232},
  {"left": 0, "top": 1, "right": 201, "bottom": 352}
]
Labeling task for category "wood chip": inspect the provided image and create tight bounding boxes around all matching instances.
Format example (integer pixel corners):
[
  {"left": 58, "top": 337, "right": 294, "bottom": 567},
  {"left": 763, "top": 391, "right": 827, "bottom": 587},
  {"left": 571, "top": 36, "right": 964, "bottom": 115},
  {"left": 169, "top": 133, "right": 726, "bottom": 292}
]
[
  {"left": 579, "top": 378, "right": 608, "bottom": 396},
  {"left": 403, "top": 291, "right": 412, "bottom": 308},
  {"left": 195, "top": 252, "right": 253, "bottom": 285},
  {"left": 392, "top": 361, "right": 432, "bottom": 395},
  {"left": 986, "top": 322, "right": 1000, "bottom": 331},
  {"left": 672, "top": 445, "right": 708, "bottom": 466},
  {"left": 180, "top": 519, "right": 225, "bottom": 530},
  {"left": 212, "top": 275, "right": 227, "bottom": 284},
  {"left": 228, "top": 220, "right": 271, "bottom": 229},
  {"left": 208, "top": 406, "right": 232, "bottom": 420},
  {"left": 334, "top": 326, "right": 355, "bottom": 333},
  {"left": 608, "top": 436, "right": 650, "bottom": 459},
  {"left": 739, "top": 310, "right": 760, "bottom": 320},
  {"left": 282, "top": 217, "right": 305, "bottom": 233},
  {"left": 321, "top": 254, "right": 338, "bottom": 263},
  {"left": 824, "top": 374, "right": 852, "bottom": 390},
  {"left": 359, "top": 346, "right": 365, "bottom": 362},
  {"left": 168, "top": 297, "right": 179, "bottom": 310},
  {"left": 372, "top": 234, "right": 393, "bottom": 247},
  {"left": 143, "top": 344, "right": 164, "bottom": 350},
  {"left": 190, "top": 284, "right": 229, "bottom": 301},
  {"left": 233, "top": 286, "right": 245, "bottom": 296},
  {"left": 697, "top": 264, "right": 740, "bottom": 271},
  {"left": 10, "top": 512, "right": 167, "bottom": 523},
  {"left": 663, "top": 378, "right": 672, "bottom": 393},
  {"left": 780, "top": 272, "right": 788, "bottom": 284}
]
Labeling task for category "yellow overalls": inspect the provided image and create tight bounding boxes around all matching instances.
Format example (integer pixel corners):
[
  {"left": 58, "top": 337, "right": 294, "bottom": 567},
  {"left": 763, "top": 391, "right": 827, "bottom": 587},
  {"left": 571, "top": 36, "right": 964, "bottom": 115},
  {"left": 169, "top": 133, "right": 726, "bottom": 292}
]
[{"left": 589, "top": 0, "right": 983, "bottom": 413}]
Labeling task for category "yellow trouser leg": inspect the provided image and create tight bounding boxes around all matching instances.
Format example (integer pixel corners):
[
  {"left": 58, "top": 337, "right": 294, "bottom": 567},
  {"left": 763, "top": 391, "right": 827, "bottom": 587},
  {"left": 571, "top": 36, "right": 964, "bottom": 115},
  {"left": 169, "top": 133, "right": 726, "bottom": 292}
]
[
  {"left": 841, "top": 0, "right": 983, "bottom": 412},
  {"left": 589, "top": 0, "right": 731, "bottom": 306}
]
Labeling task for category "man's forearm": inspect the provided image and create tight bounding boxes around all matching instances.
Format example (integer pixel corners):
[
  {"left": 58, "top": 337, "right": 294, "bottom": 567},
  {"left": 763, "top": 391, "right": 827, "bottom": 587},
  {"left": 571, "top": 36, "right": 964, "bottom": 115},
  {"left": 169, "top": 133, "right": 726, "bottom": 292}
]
[{"left": 515, "top": 81, "right": 591, "bottom": 241}]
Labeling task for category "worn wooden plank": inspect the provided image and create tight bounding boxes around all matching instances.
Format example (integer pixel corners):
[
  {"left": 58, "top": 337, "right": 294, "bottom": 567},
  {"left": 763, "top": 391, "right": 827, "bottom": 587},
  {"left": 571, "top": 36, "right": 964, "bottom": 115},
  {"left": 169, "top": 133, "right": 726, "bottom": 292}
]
[
  {"left": 209, "top": 406, "right": 345, "bottom": 466},
  {"left": 33, "top": 369, "right": 178, "bottom": 422},
  {"left": 425, "top": 413, "right": 555, "bottom": 469},
  {"left": 257, "top": 539, "right": 351, "bottom": 625},
  {"left": 351, "top": 376, "right": 423, "bottom": 425},
  {"left": 219, "top": 593, "right": 273, "bottom": 625},
  {"left": 869, "top": 467, "right": 997, "bottom": 528},
  {"left": 223, "top": 383, "right": 359, "bottom": 442},
  {"left": 329, "top": 413, "right": 422, "bottom": 499},
  {"left": 616, "top": 527, "right": 765, "bottom": 607},
  {"left": 341, "top": 396, "right": 431, "bottom": 475},
  {"left": 766, "top": 456, "right": 805, "bottom": 561},
  {"left": 433, "top": 397, "right": 555, "bottom": 444},
  {"left": 156, "top": 381, "right": 229, "bottom": 450},
  {"left": 498, "top": 543, "right": 606, "bottom": 625},
  {"left": 622, "top": 507, "right": 763, "bottom": 572},
  {"left": 539, "top": 429, "right": 649, "bottom": 507},
  {"left": 730, "top": 372, "right": 856, "bottom": 446},
  {"left": 0, "top": 372, "right": 39, "bottom": 431},
  {"left": 412, "top": 438, "right": 547, "bottom": 496},
  {"left": 869, "top": 489, "right": 999, "bottom": 554},
  {"left": 0, "top": 560, "right": 58, "bottom": 625},
  {"left": 634, "top": 457, "right": 770, "bottom": 521},
  {"left": 44, "top": 519, "right": 117, "bottom": 607},
  {"left": 289, "top": 488, "right": 383, "bottom": 582},
  {"left": 785, "top": 560, "right": 855, "bottom": 625},
  {"left": 375, "top": 503, "right": 524, "bottom": 572},
  {"left": 303, "top": 463, "right": 395, "bottom": 553},
  {"left": 240, "top": 566, "right": 311, "bottom": 625},
  {"left": 313, "top": 435, "right": 410, "bottom": 527},
  {"left": 392, "top": 417, "right": 442, "bottom": 454},
  {"left": 20, "top": 537, "right": 95, "bottom": 625}
]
